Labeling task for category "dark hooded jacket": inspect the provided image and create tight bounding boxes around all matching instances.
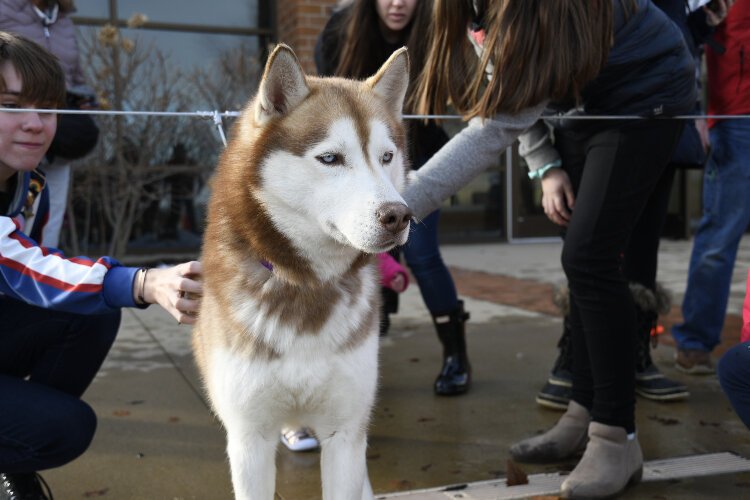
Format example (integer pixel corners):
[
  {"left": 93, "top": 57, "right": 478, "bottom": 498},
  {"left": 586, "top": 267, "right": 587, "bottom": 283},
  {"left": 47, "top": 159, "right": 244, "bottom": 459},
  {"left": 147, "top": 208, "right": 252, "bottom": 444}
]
[{"left": 557, "top": 0, "right": 696, "bottom": 120}]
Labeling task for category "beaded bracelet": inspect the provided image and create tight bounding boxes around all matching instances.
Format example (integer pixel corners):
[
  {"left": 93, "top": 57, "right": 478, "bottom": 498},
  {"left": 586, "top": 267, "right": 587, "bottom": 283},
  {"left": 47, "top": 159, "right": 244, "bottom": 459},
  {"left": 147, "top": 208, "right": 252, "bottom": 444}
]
[{"left": 527, "top": 159, "right": 562, "bottom": 179}]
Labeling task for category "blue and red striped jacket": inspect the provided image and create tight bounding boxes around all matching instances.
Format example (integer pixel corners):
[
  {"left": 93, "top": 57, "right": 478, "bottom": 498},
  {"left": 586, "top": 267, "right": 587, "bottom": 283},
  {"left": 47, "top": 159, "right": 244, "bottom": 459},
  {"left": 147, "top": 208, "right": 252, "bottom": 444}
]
[{"left": 1, "top": 170, "right": 138, "bottom": 314}]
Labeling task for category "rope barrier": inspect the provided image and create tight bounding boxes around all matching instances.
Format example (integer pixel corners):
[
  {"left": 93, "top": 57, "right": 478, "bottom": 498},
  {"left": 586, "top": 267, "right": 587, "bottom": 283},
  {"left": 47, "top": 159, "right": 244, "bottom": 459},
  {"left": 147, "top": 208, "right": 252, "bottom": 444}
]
[
  {"left": 2, "top": 107, "right": 749, "bottom": 148},
  {"left": 3, "top": 107, "right": 750, "bottom": 121},
  {"left": 210, "top": 111, "right": 228, "bottom": 147}
]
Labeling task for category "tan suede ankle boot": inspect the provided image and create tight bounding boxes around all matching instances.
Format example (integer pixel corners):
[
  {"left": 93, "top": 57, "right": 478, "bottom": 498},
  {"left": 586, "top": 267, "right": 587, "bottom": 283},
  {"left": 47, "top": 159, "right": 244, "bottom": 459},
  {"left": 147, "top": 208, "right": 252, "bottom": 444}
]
[
  {"left": 510, "top": 400, "right": 590, "bottom": 463},
  {"left": 560, "top": 422, "right": 643, "bottom": 499}
]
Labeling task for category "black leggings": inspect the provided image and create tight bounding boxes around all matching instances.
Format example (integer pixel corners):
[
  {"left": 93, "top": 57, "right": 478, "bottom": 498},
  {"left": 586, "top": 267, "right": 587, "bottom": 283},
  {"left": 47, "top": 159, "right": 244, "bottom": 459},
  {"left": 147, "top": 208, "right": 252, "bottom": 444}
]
[
  {"left": 557, "top": 120, "right": 683, "bottom": 432},
  {"left": 623, "top": 162, "right": 677, "bottom": 291}
]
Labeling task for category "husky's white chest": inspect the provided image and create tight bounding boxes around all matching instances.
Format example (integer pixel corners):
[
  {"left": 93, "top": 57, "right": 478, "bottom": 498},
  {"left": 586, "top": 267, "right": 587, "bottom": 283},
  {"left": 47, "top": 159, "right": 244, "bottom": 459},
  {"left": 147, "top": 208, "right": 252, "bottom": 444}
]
[{"left": 205, "top": 323, "right": 380, "bottom": 432}]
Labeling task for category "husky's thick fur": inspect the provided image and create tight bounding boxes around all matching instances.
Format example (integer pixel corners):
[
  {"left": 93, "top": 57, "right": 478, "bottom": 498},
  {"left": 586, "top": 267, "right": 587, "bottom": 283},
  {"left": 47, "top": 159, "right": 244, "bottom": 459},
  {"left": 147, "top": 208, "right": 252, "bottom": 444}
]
[{"left": 192, "top": 44, "right": 412, "bottom": 500}]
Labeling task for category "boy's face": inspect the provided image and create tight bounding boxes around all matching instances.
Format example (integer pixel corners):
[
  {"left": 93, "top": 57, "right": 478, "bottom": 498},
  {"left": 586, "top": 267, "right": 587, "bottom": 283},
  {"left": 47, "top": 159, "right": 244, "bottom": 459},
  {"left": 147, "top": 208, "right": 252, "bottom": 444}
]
[{"left": 0, "top": 61, "right": 57, "bottom": 184}]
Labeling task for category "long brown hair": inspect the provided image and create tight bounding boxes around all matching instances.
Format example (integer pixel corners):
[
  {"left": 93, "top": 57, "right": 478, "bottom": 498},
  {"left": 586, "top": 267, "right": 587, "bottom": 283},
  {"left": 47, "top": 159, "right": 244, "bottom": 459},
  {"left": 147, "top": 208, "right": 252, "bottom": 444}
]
[
  {"left": 415, "top": 0, "right": 619, "bottom": 119},
  {"left": 333, "top": 0, "right": 433, "bottom": 111}
]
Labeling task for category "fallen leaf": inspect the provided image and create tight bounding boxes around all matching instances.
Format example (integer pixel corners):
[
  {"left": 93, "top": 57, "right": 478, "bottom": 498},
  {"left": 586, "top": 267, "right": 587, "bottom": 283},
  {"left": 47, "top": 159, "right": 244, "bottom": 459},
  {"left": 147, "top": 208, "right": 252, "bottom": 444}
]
[
  {"left": 506, "top": 459, "right": 529, "bottom": 486},
  {"left": 647, "top": 415, "right": 679, "bottom": 426},
  {"left": 699, "top": 420, "right": 720, "bottom": 427},
  {"left": 83, "top": 488, "right": 109, "bottom": 497},
  {"left": 388, "top": 479, "right": 414, "bottom": 490}
]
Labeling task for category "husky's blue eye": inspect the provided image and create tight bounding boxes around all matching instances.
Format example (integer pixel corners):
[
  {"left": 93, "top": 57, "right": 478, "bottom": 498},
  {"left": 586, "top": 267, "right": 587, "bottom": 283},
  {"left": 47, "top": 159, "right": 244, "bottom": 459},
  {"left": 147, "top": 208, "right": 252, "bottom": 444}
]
[
  {"left": 382, "top": 151, "right": 393, "bottom": 164},
  {"left": 316, "top": 152, "right": 341, "bottom": 165}
]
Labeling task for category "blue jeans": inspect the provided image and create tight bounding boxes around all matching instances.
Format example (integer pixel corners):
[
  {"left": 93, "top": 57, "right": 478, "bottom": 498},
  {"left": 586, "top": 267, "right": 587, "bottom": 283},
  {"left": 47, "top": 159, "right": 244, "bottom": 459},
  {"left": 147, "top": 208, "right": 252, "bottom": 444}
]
[
  {"left": 672, "top": 120, "right": 750, "bottom": 352},
  {"left": 401, "top": 210, "right": 458, "bottom": 315},
  {"left": 718, "top": 341, "right": 750, "bottom": 430},
  {"left": 0, "top": 300, "right": 120, "bottom": 472}
]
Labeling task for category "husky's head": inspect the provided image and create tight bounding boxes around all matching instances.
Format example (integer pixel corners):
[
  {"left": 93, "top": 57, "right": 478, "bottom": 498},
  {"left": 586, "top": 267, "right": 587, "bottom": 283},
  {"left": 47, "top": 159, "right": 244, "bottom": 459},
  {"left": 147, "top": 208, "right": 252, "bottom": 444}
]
[{"left": 227, "top": 44, "right": 411, "bottom": 271}]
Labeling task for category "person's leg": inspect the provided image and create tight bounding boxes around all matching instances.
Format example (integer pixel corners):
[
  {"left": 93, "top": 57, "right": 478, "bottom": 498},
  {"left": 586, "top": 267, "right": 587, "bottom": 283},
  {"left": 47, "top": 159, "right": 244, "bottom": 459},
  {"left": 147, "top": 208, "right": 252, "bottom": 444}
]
[
  {"left": 0, "top": 300, "right": 120, "bottom": 472},
  {"left": 718, "top": 342, "right": 750, "bottom": 430},
  {"left": 380, "top": 285, "right": 399, "bottom": 336},
  {"left": 562, "top": 120, "right": 681, "bottom": 431},
  {"left": 513, "top": 129, "right": 597, "bottom": 460},
  {"left": 559, "top": 120, "right": 681, "bottom": 497},
  {"left": 40, "top": 161, "right": 71, "bottom": 248},
  {"left": 402, "top": 210, "right": 458, "bottom": 314},
  {"left": 514, "top": 120, "right": 682, "bottom": 477},
  {"left": 402, "top": 210, "right": 469, "bottom": 395},
  {"left": 620, "top": 164, "right": 689, "bottom": 400},
  {"left": 534, "top": 133, "right": 588, "bottom": 411},
  {"left": 0, "top": 376, "right": 97, "bottom": 472},
  {"left": 623, "top": 163, "right": 676, "bottom": 290},
  {"left": 672, "top": 120, "right": 750, "bottom": 360},
  {"left": 0, "top": 303, "right": 121, "bottom": 397}
]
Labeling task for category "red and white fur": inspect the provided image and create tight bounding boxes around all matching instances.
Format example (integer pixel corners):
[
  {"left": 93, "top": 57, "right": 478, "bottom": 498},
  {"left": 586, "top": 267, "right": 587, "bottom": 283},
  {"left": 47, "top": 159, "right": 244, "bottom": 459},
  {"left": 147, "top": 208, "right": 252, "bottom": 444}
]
[{"left": 192, "top": 44, "right": 412, "bottom": 500}]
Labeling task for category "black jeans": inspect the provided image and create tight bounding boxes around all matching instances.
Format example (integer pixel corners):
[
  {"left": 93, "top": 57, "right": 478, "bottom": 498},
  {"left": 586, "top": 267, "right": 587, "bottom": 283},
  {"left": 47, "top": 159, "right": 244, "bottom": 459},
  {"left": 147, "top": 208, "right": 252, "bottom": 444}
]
[
  {"left": 0, "top": 300, "right": 120, "bottom": 472},
  {"left": 557, "top": 119, "right": 683, "bottom": 432}
]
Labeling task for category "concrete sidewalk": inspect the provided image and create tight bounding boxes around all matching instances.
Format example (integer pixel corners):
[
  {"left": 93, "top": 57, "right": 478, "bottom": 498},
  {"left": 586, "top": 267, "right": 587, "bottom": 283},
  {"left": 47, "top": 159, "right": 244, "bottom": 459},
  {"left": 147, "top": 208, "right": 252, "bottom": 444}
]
[{"left": 42, "top": 236, "right": 750, "bottom": 499}]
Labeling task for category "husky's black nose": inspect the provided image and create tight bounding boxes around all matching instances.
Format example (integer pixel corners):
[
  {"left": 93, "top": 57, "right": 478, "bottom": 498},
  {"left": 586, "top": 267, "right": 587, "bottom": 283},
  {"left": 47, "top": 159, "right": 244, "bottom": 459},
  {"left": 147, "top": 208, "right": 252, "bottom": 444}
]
[{"left": 377, "top": 202, "right": 412, "bottom": 234}]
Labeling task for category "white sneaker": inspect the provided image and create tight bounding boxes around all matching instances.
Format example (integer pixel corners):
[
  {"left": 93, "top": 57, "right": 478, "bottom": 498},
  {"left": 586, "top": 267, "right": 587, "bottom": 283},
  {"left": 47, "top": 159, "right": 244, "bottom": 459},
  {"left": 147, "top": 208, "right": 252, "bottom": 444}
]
[{"left": 280, "top": 427, "right": 319, "bottom": 451}]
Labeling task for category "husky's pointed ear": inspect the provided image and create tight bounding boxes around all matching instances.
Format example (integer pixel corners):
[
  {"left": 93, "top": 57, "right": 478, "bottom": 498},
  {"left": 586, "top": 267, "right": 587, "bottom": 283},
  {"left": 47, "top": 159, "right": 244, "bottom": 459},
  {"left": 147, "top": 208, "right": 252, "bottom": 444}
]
[
  {"left": 255, "top": 44, "right": 310, "bottom": 125},
  {"left": 365, "top": 47, "right": 409, "bottom": 117}
]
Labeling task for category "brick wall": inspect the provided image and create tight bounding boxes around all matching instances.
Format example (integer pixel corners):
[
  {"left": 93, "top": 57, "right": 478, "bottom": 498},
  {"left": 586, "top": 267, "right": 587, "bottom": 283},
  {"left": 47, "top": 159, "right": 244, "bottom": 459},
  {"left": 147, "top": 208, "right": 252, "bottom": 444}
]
[{"left": 276, "top": 0, "right": 339, "bottom": 74}]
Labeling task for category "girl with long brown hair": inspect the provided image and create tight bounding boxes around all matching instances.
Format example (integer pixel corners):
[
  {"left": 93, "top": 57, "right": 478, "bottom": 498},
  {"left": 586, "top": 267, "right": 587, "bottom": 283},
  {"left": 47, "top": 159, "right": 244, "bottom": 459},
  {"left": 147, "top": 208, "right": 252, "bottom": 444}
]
[
  {"left": 316, "top": 0, "right": 473, "bottom": 400},
  {"left": 405, "top": 1, "right": 695, "bottom": 498}
]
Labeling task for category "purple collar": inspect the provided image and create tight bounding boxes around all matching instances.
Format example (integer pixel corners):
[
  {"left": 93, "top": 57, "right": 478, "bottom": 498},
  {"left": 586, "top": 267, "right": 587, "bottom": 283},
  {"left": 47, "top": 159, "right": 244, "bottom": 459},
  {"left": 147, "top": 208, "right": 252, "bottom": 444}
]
[{"left": 260, "top": 260, "right": 273, "bottom": 271}]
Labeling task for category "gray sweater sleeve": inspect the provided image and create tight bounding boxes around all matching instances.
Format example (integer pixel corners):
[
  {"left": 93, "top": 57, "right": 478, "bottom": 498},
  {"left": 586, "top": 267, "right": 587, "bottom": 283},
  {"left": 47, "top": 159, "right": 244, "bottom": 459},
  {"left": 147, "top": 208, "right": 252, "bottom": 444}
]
[
  {"left": 517, "top": 120, "right": 560, "bottom": 173},
  {"left": 403, "top": 100, "right": 547, "bottom": 218}
]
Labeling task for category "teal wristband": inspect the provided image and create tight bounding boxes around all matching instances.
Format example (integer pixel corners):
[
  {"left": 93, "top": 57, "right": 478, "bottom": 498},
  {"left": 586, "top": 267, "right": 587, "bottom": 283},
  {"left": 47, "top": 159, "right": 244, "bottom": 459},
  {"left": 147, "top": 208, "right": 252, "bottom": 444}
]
[{"left": 528, "top": 159, "right": 562, "bottom": 179}]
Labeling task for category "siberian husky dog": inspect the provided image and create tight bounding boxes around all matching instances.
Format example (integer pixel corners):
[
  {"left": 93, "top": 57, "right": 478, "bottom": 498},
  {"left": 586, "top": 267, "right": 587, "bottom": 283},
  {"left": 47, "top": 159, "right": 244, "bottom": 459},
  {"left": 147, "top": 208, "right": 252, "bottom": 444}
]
[{"left": 192, "top": 44, "right": 412, "bottom": 500}]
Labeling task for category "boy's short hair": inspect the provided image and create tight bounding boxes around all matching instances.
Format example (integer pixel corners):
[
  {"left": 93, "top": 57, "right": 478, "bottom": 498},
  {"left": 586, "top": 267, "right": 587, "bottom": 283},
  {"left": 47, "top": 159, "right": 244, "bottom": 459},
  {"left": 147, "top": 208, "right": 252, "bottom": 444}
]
[{"left": 0, "top": 31, "right": 66, "bottom": 108}]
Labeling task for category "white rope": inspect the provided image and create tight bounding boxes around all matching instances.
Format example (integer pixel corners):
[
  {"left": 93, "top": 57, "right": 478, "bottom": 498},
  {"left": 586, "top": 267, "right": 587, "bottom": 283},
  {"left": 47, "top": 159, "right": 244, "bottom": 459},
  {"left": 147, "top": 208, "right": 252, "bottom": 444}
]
[
  {"left": 0, "top": 108, "right": 241, "bottom": 118},
  {"left": 3, "top": 107, "right": 750, "bottom": 121},
  {"left": 3, "top": 107, "right": 750, "bottom": 148}
]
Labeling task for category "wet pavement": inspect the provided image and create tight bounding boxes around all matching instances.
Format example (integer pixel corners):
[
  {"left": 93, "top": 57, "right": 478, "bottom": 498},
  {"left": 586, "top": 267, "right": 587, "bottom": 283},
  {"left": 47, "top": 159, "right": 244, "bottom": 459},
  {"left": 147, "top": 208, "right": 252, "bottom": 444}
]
[{"left": 41, "top": 236, "right": 750, "bottom": 499}]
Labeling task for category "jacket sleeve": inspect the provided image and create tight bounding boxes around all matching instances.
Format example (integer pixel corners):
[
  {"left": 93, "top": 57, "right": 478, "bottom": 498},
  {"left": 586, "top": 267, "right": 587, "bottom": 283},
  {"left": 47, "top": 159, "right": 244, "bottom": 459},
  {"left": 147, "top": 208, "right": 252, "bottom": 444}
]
[
  {"left": 517, "top": 120, "right": 560, "bottom": 173},
  {"left": 0, "top": 216, "right": 139, "bottom": 313},
  {"left": 403, "top": 101, "right": 547, "bottom": 218}
]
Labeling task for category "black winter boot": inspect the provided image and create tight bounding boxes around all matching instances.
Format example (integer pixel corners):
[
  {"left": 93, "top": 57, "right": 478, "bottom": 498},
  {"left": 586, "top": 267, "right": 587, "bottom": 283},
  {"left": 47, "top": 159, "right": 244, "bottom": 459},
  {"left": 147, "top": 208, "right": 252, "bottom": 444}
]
[
  {"left": 536, "top": 317, "right": 574, "bottom": 410},
  {"left": 631, "top": 283, "right": 689, "bottom": 401},
  {"left": 0, "top": 472, "right": 52, "bottom": 500},
  {"left": 433, "top": 300, "right": 471, "bottom": 396},
  {"left": 536, "top": 283, "right": 573, "bottom": 410}
]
